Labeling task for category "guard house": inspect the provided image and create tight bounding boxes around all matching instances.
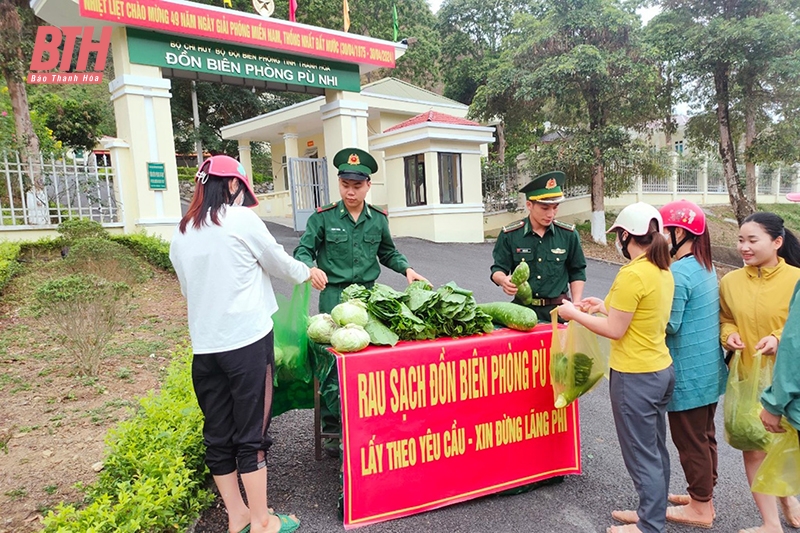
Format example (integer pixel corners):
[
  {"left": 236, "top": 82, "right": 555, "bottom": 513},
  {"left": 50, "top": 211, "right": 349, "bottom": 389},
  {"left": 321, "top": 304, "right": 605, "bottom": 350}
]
[
  {"left": 21, "top": 0, "right": 408, "bottom": 241},
  {"left": 222, "top": 78, "right": 494, "bottom": 243}
]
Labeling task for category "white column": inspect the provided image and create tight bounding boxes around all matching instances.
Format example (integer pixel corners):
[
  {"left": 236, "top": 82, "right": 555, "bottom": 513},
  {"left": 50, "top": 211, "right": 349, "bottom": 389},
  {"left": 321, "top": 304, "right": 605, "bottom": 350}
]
[
  {"left": 108, "top": 27, "right": 181, "bottom": 239},
  {"left": 321, "top": 93, "right": 369, "bottom": 202},
  {"left": 237, "top": 141, "right": 253, "bottom": 185}
]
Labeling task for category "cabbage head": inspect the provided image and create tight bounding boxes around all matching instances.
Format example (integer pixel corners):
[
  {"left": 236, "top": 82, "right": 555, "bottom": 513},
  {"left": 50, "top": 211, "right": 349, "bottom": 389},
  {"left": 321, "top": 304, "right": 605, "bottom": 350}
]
[
  {"left": 307, "top": 313, "right": 338, "bottom": 344},
  {"left": 330, "top": 323, "right": 371, "bottom": 353},
  {"left": 331, "top": 299, "right": 369, "bottom": 327}
]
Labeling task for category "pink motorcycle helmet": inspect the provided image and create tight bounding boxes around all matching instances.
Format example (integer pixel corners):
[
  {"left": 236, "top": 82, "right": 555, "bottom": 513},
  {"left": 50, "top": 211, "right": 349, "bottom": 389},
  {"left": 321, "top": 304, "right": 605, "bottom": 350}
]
[
  {"left": 659, "top": 199, "right": 706, "bottom": 235},
  {"left": 195, "top": 155, "right": 259, "bottom": 208}
]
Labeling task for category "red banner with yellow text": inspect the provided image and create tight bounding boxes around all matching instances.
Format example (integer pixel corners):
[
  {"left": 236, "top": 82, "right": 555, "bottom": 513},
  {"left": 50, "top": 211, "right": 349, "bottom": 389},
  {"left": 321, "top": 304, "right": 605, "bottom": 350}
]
[
  {"left": 78, "top": 0, "right": 396, "bottom": 67},
  {"left": 338, "top": 325, "right": 581, "bottom": 528}
]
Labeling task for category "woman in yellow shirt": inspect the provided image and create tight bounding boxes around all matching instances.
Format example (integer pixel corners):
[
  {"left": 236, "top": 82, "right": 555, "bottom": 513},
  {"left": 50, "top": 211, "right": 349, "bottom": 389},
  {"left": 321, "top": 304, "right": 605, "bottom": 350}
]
[
  {"left": 559, "top": 202, "right": 674, "bottom": 533},
  {"left": 719, "top": 212, "right": 800, "bottom": 533}
]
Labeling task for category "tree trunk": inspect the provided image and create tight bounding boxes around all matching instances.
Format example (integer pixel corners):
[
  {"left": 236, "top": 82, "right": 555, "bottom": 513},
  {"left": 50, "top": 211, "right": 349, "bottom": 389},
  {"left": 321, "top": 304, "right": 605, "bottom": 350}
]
[
  {"left": 744, "top": 86, "right": 757, "bottom": 203},
  {"left": 590, "top": 145, "right": 606, "bottom": 244},
  {"left": 495, "top": 121, "right": 505, "bottom": 165},
  {"left": 713, "top": 63, "right": 753, "bottom": 223},
  {"left": 0, "top": 1, "right": 42, "bottom": 185}
]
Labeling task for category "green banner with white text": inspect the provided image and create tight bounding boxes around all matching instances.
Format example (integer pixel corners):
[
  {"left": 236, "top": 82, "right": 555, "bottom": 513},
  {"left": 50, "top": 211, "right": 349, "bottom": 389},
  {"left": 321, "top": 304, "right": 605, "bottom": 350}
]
[{"left": 127, "top": 29, "right": 361, "bottom": 92}]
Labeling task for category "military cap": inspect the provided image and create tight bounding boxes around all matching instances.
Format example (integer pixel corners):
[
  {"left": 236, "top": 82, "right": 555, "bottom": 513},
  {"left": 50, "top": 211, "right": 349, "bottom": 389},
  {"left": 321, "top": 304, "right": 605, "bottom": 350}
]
[
  {"left": 333, "top": 148, "right": 378, "bottom": 181},
  {"left": 520, "top": 171, "right": 565, "bottom": 204}
]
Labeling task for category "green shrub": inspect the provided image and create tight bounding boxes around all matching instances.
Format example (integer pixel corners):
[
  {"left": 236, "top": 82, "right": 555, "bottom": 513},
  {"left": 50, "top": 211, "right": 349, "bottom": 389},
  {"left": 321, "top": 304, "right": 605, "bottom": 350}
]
[
  {"left": 176, "top": 167, "right": 197, "bottom": 181},
  {"left": 35, "top": 274, "right": 131, "bottom": 376},
  {"left": 57, "top": 219, "right": 109, "bottom": 242},
  {"left": 0, "top": 241, "right": 21, "bottom": 294},
  {"left": 41, "top": 347, "right": 214, "bottom": 533},
  {"left": 65, "top": 237, "right": 150, "bottom": 285},
  {"left": 17, "top": 236, "right": 68, "bottom": 258},
  {"left": 111, "top": 232, "right": 174, "bottom": 273}
]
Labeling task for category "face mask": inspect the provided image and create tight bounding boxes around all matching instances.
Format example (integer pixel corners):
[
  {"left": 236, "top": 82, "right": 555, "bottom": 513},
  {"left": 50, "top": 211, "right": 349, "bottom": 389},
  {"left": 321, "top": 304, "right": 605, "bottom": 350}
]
[
  {"left": 230, "top": 181, "right": 245, "bottom": 206},
  {"left": 615, "top": 238, "right": 625, "bottom": 258}
]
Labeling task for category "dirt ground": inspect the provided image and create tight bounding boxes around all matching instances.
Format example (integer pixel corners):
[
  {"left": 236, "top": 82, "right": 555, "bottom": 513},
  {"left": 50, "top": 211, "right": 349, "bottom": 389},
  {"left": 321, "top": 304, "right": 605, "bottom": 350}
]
[{"left": 0, "top": 256, "right": 187, "bottom": 532}]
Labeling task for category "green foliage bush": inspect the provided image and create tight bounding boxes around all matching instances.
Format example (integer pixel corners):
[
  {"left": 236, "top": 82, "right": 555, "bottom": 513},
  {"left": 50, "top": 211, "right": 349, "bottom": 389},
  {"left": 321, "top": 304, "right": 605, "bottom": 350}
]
[
  {"left": 57, "top": 218, "right": 108, "bottom": 243},
  {"left": 41, "top": 347, "right": 214, "bottom": 532},
  {"left": 0, "top": 240, "right": 21, "bottom": 294},
  {"left": 65, "top": 237, "right": 150, "bottom": 285},
  {"left": 35, "top": 274, "right": 131, "bottom": 376},
  {"left": 111, "top": 232, "right": 174, "bottom": 273}
]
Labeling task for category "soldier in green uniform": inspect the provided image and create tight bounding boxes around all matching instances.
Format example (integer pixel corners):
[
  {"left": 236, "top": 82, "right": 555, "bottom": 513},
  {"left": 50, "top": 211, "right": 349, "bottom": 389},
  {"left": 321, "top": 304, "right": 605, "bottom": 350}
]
[
  {"left": 294, "top": 147, "right": 427, "bottom": 457},
  {"left": 491, "top": 171, "right": 587, "bottom": 323}
]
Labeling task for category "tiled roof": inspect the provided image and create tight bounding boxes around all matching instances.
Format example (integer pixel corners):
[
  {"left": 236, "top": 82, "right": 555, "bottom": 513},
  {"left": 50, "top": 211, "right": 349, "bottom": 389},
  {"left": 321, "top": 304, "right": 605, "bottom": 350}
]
[{"left": 384, "top": 110, "right": 481, "bottom": 132}]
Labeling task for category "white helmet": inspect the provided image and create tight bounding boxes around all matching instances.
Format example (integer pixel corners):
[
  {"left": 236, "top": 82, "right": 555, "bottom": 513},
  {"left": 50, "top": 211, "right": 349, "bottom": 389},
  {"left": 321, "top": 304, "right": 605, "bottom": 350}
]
[{"left": 608, "top": 202, "right": 663, "bottom": 236}]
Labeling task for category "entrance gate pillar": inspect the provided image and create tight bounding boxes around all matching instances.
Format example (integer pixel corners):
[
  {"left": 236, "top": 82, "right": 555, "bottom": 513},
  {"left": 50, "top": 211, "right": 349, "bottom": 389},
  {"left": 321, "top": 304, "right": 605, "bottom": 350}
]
[
  {"left": 321, "top": 90, "right": 369, "bottom": 203},
  {"left": 108, "top": 27, "right": 183, "bottom": 240},
  {"left": 237, "top": 140, "right": 253, "bottom": 185}
]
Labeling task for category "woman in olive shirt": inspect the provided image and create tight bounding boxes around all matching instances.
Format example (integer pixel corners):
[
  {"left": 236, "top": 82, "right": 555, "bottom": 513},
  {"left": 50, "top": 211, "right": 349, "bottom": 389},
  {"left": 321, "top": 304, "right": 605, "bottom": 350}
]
[{"left": 559, "top": 203, "right": 674, "bottom": 533}]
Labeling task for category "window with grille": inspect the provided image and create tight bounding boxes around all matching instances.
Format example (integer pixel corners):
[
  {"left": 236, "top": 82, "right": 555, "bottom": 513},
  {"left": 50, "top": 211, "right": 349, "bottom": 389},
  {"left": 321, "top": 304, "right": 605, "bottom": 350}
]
[
  {"left": 404, "top": 154, "right": 427, "bottom": 206},
  {"left": 438, "top": 153, "right": 462, "bottom": 204}
]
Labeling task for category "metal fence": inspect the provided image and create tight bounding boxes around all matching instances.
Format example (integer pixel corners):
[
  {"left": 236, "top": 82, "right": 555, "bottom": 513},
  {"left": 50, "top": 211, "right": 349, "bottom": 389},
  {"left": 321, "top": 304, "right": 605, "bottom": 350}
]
[
  {"left": 482, "top": 155, "right": 799, "bottom": 212},
  {"left": 482, "top": 165, "right": 521, "bottom": 213},
  {"left": 1, "top": 151, "right": 120, "bottom": 227}
]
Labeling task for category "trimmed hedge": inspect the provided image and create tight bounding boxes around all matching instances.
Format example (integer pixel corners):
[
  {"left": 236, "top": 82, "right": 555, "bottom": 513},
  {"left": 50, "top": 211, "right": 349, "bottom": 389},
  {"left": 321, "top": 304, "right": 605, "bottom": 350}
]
[
  {"left": 0, "top": 241, "right": 21, "bottom": 294},
  {"left": 110, "top": 232, "right": 174, "bottom": 273},
  {"left": 41, "top": 346, "right": 214, "bottom": 532}
]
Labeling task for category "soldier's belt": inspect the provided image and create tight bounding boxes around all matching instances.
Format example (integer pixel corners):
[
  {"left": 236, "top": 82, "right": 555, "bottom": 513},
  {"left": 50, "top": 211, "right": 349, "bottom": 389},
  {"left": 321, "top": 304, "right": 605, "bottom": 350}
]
[{"left": 530, "top": 294, "right": 569, "bottom": 307}]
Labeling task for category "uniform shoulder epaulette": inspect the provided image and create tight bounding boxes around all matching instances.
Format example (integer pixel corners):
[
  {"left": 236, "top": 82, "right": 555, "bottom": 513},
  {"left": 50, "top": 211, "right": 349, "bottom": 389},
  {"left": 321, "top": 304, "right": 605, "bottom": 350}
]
[
  {"left": 553, "top": 220, "right": 576, "bottom": 232},
  {"left": 502, "top": 220, "right": 525, "bottom": 233},
  {"left": 316, "top": 202, "right": 337, "bottom": 213},
  {"left": 368, "top": 203, "right": 388, "bottom": 216}
]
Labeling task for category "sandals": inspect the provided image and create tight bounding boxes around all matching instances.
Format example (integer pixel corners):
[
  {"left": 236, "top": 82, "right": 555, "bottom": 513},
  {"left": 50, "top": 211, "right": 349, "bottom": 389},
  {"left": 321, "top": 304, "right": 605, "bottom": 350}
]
[
  {"left": 272, "top": 513, "right": 300, "bottom": 533},
  {"left": 611, "top": 510, "right": 638, "bottom": 524},
  {"left": 607, "top": 525, "right": 642, "bottom": 533},
  {"left": 666, "top": 505, "right": 713, "bottom": 529},
  {"left": 781, "top": 499, "right": 800, "bottom": 528}
]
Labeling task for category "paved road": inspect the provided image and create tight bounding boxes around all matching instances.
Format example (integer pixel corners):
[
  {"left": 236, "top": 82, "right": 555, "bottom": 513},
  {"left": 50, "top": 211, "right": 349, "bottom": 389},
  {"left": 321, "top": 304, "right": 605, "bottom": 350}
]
[{"left": 251, "top": 222, "right": 760, "bottom": 533}]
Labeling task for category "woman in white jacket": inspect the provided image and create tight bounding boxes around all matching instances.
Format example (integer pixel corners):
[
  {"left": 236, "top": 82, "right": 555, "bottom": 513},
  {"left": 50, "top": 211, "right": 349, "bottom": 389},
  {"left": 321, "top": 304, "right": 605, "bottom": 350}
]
[{"left": 170, "top": 155, "right": 308, "bottom": 533}]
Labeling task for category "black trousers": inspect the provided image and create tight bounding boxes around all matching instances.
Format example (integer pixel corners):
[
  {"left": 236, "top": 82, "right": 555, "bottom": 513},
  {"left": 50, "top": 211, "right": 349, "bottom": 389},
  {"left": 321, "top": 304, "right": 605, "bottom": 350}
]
[{"left": 191, "top": 331, "right": 275, "bottom": 476}]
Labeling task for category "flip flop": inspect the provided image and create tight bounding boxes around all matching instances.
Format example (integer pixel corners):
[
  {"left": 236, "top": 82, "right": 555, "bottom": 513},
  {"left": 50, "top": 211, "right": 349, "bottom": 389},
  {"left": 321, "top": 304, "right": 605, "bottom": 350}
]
[
  {"left": 738, "top": 528, "right": 766, "bottom": 533},
  {"left": 781, "top": 499, "right": 800, "bottom": 528},
  {"left": 235, "top": 526, "right": 251, "bottom": 533},
  {"left": 273, "top": 513, "right": 300, "bottom": 533},
  {"left": 668, "top": 494, "right": 691, "bottom": 505},
  {"left": 666, "top": 505, "right": 713, "bottom": 529},
  {"left": 611, "top": 510, "right": 638, "bottom": 524},
  {"left": 607, "top": 524, "right": 642, "bottom": 533}
]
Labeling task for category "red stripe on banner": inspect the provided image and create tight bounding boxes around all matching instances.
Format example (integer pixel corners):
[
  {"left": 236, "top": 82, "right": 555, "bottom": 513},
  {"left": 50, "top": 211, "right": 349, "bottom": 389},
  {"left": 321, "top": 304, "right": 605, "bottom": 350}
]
[{"left": 78, "top": 0, "right": 396, "bottom": 67}]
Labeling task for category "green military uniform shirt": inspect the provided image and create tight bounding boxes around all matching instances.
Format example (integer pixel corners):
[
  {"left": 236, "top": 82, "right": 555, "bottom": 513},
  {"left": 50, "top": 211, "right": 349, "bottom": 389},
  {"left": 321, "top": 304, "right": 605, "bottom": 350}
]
[
  {"left": 491, "top": 217, "right": 587, "bottom": 304},
  {"left": 294, "top": 200, "right": 411, "bottom": 312}
]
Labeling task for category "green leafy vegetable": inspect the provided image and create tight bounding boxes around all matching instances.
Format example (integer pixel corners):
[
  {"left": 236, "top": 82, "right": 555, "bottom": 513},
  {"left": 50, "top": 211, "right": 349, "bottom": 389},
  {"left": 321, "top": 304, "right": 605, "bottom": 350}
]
[
  {"left": 330, "top": 323, "right": 371, "bottom": 353},
  {"left": 307, "top": 313, "right": 338, "bottom": 344},
  {"left": 331, "top": 299, "right": 369, "bottom": 327}
]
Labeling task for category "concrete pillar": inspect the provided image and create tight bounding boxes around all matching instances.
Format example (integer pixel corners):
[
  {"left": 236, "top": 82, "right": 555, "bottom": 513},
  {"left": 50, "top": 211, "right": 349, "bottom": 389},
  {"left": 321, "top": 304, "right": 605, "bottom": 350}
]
[
  {"left": 103, "top": 137, "right": 131, "bottom": 228},
  {"left": 424, "top": 151, "right": 440, "bottom": 204},
  {"left": 669, "top": 151, "right": 678, "bottom": 198},
  {"left": 321, "top": 90, "right": 369, "bottom": 202},
  {"left": 108, "top": 27, "right": 182, "bottom": 240},
  {"left": 237, "top": 140, "right": 253, "bottom": 185},
  {"left": 700, "top": 157, "right": 709, "bottom": 205}
]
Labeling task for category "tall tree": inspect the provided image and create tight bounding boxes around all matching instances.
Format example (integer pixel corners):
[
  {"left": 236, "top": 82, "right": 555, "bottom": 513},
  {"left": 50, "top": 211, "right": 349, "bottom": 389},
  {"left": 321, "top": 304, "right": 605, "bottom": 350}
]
[
  {"left": 439, "top": 0, "right": 535, "bottom": 162},
  {"left": 0, "top": 1, "right": 40, "bottom": 164},
  {"left": 654, "top": 0, "right": 800, "bottom": 222},
  {"left": 477, "top": 0, "right": 659, "bottom": 242}
]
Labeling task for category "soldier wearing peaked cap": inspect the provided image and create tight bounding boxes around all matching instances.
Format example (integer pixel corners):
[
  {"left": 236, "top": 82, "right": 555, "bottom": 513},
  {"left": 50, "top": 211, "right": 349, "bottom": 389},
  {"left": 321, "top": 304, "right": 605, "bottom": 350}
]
[
  {"left": 293, "top": 147, "right": 428, "bottom": 458},
  {"left": 490, "top": 171, "right": 587, "bottom": 323}
]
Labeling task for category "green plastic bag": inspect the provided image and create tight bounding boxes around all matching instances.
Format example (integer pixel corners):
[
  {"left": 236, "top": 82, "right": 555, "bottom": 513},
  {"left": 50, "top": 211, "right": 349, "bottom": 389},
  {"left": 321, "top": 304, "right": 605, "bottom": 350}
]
[
  {"left": 724, "top": 350, "right": 774, "bottom": 452},
  {"left": 549, "top": 308, "right": 609, "bottom": 408},
  {"left": 273, "top": 283, "right": 312, "bottom": 386},
  {"left": 752, "top": 421, "right": 800, "bottom": 497}
]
